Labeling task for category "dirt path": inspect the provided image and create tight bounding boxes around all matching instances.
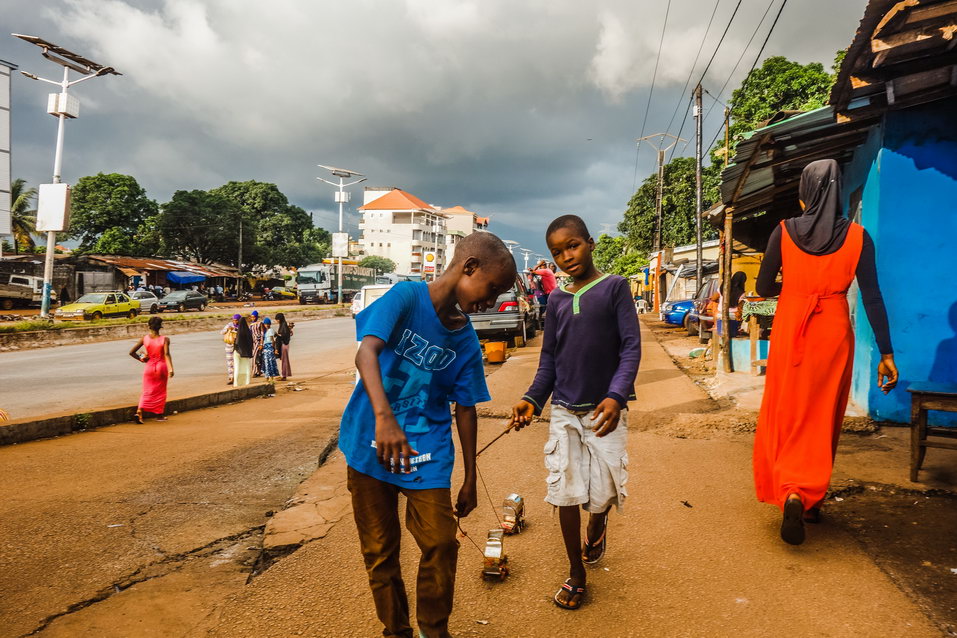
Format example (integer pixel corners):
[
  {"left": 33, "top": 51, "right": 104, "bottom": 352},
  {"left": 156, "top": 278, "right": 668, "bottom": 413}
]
[
  {"left": 205, "top": 323, "right": 938, "bottom": 638},
  {"left": 0, "top": 345, "right": 356, "bottom": 638}
]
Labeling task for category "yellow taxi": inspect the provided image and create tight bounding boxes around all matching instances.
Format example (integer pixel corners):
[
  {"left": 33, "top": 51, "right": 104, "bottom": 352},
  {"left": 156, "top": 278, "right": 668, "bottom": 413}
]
[{"left": 55, "top": 291, "right": 141, "bottom": 321}]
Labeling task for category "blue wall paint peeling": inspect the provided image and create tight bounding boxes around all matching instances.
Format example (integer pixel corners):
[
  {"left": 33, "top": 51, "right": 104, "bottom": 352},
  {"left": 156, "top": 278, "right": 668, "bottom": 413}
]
[{"left": 847, "top": 100, "right": 957, "bottom": 424}]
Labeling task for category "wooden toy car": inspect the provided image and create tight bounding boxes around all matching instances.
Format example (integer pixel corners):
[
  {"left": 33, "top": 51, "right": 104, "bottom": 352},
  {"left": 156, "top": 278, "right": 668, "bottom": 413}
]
[
  {"left": 482, "top": 528, "right": 509, "bottom": 580},
  {"left": 501, "top": 493, "right": 525, "bottom": 534}
]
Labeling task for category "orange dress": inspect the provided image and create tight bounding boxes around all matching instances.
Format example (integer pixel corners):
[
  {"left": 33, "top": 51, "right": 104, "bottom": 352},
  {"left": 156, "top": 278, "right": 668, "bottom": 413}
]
[{"left": 753, "top": 221, "right": 864, "bottom": 510}]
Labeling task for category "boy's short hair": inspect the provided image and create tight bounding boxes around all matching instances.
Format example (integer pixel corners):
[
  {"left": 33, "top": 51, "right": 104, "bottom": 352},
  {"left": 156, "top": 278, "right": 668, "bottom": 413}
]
[
  {"left": 450, "top": 231, "right": 516, "bottom": 274},
  {"left": 546, "top": 214, "right": 591, "bottom": 241}
]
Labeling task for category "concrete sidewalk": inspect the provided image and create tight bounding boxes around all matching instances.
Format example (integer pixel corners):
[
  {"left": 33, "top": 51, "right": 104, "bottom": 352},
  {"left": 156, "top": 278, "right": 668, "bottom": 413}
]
[{"left": 206, "top": 324, "right": 938, "bottom": 637}]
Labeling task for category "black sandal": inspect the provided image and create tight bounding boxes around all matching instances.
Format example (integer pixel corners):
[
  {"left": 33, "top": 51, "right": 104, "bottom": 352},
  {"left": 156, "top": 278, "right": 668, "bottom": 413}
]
[
  {"left": 781, "top": 495, "right": 806, "bottom": 545},
  {"left": 553, "top": 579, "right": 586, "bottom": 610},
  {"left": 804, "top": 506, "right": 821, "bottom": 524},
  {"left": 582, "top": 516, "right": 607, "bottom": 565}
]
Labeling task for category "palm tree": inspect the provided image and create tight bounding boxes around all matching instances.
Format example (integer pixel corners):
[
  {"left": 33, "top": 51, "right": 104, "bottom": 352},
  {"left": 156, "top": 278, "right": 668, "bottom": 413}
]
[{"left": 9, "top": 178, "right": 37, "bottom": 254}]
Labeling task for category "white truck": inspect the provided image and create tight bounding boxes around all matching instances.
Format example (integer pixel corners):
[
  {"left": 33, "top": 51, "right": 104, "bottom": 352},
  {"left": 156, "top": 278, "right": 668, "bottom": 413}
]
[
  {"left": 296, "top": 262, "right": 376, "bottom": 304},
  {"left": 0, "top": 273, "right": 56, "bottom": 310}
]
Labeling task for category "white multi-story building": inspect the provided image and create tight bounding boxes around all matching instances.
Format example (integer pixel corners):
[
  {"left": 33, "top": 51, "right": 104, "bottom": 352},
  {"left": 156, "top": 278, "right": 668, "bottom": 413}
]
[
  {"left": 441, "top": 206, "right": 489, "bottom": 263},
  {"left": 358, "top": 187, "right": 448, "bottom": 278}
]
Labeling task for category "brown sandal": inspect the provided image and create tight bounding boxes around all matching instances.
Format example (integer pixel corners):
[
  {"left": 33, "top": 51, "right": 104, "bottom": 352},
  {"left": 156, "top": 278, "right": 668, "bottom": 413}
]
[{"left": 554, "top": 579, "right": 586, "bottom": 610}]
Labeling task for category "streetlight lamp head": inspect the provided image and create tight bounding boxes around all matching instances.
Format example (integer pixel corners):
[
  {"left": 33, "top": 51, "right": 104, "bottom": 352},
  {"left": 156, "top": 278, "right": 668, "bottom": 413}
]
[
  {"left": 12, "top": 34, "right": 122, "bottom": 75},
  {"left": 318, "top": 164, "right": 365, "bottom": 179}
]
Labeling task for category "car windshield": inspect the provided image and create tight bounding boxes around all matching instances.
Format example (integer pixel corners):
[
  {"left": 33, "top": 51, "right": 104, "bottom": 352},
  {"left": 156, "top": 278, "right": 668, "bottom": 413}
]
[
  {"left": 132, "top": 292, "right": 153, "bottom": 299},
  {"left": 164, "top": 291, "right": 187, "bottom": 299},
  {"left": 296, "top": 272, "right": 324, "bottom": 284},
  {"left": 76, "top": 294, "right": 107, "bottom": 304}
]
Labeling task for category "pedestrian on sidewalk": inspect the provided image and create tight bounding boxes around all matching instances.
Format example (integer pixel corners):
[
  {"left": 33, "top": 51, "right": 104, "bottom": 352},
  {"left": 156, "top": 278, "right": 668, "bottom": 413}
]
[
  {"left": 261, "top": 317, "right": 279, "bottom": 382},
  {"left": 511, "top": 214, "right": 641, "bottom": 610},
  {"left": 233, "top": 315, "right": 254, "bottom": 387},
  {"left": 250, "top": 310, "right": 265, "bottom": 377},
  {"left": 275, "top": 312, "right": 294, "bottom": 380},
  {"left": 129, "top": 316, "right": 174, "bottom": 424},
  {"left": 339, "top": 232, "right": 516, "bottom": 638},
  {"left": 753, "top": 159, "right": 898, "bottom": 546},
  {"left": 221, "top": 314, "right": 240, "bottom": 384}
]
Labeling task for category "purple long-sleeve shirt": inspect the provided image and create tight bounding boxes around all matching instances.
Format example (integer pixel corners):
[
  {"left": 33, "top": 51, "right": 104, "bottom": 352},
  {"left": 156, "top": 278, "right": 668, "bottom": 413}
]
[{"left": 523, "top": 274, "right": 641, "bottom": 414}]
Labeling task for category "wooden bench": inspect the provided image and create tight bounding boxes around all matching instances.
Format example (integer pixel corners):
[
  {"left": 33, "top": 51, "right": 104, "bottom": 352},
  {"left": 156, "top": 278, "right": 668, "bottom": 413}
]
[{"left": 908, "top": 382, "right": 957, "bottom": 482}]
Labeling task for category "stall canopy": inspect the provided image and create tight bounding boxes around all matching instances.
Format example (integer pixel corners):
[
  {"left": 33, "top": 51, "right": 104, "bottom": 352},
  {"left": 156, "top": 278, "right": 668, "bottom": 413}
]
[{"left": 166, "top": 271, "right": 206, "bottom": 285}]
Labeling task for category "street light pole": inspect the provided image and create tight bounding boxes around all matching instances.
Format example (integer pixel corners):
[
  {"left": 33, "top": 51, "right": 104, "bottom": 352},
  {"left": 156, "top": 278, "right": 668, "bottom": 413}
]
[
  {"left": 13, "top": 34, "right": 120, "bottom": 317},
  {"left": 694, "top": 83, "right": 704, "bottom": 296},
  {"left": 318, "top": 165, "right": 365, "bottom": 305}
]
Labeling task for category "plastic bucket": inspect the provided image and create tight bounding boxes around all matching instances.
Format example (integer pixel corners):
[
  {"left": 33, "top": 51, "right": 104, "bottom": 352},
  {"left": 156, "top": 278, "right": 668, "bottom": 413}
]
[{"left": 485, "top": 341, "right": 507, "bottom": 364}]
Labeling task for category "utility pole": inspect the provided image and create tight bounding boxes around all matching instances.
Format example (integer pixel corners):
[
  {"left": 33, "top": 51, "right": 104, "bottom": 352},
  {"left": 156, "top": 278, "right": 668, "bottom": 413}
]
[
  {"left": 236, "top": 219, "right": 243, "bottom": 297},
  {"left": 14, "top": 34, "right": 120, "bottom": 318},
  {"left": 637, "top": 133, "right": 684, "bottom": 313},
  {"left": 694, "top": 84, "right": 704, "bottom": 296}
]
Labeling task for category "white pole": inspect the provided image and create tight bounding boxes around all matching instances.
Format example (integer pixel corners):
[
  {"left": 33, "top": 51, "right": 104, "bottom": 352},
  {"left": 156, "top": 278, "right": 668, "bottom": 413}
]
[
  {"left": 337, "top": 175, "right": 344, "bottom": 305},
  {"left": 40, "top": 66, "right": 69, "bottom": 318}
]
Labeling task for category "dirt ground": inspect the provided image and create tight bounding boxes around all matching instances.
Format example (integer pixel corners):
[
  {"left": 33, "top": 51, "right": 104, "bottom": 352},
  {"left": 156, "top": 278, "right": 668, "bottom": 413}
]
[{"left": 644, "top": 314, "right": 957, "bottom": 635}]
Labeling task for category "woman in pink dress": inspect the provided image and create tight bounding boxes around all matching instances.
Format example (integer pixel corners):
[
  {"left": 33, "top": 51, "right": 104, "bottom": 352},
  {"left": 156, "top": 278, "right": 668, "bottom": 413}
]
[{"left": 129, "top": 316, "right": 174, "bottom": 423}]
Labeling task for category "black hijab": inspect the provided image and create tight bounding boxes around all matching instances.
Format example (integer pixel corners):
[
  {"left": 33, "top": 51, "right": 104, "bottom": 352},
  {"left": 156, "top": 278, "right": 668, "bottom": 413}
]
[
  {"left": 730, "top": 271, "right": 747, "bottom": 304},
  {"left": 235, "top": 316, "right": 253, "bottom": 358},
  {"left": 784, "top": 159, "right": 850, "bottom": 256}
]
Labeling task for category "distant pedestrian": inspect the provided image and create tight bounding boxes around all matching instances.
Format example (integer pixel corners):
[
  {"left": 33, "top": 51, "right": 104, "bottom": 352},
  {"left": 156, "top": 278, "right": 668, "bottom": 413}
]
[
  {"left": 753, "top": 159, "right": 898, "bottom": 546},
  {"left": 261, "top": 317, "right": 279, "bottom": 381},
  {"left": 714, "top": 271, "right": 748, "bottom": 338},
  {"left": 534, "top": 259, "right": 558, "bottom": 315},
  {"left": 221, "top": 314, "right": 240, "bottom": 385},
  {"left": 511, "top": 214, "right": 641, "bottom": 610},
  {"left": 250, "top": 310, "right": 265, "bottom": 376},
  {"left": 233, "top": 315, "right": 254, "bottom": 387},
  {"left": 129, "top": 316, "right": 174, "bottom": 424},
  {"left": 340, "top": 232, "right": 515, "bottom": 638},
  {"left": 276, "top": 312, "right": 294, "bottom": 380}
]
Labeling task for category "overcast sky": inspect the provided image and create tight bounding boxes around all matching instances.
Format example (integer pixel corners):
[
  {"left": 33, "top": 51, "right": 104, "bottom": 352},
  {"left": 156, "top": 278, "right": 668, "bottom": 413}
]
[{"left": 1, "top": 0, "right": 867, "bottom": 258}]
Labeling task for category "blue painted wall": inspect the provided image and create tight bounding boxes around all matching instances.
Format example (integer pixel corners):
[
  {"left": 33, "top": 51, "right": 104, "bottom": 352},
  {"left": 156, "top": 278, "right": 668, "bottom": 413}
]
[{"left": 846, "top": 100, "right": 957, "bottom": 424}]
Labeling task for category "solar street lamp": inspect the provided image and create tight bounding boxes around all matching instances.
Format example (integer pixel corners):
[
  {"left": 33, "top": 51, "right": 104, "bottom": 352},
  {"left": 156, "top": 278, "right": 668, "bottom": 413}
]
[
  {"left": 13, "top": 34, "right": 120, "bottom": 318},
  {"left": 317, "top": 165, "right": 365, "bottom": 305}
]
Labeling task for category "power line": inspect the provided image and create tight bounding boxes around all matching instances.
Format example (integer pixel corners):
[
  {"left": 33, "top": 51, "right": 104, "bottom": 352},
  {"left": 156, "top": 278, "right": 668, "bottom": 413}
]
[
  {"left": 633, "top": 0, "right": 673, "bottom": 191},
  {"left": 662, "top": 0, "right": 722, "bottom": 138},
  {"left": 705, "top": 0, "right": 790, "bottom": 160},
  {"left": 668, "top": 0, "right": 743, "bottom": 162}
]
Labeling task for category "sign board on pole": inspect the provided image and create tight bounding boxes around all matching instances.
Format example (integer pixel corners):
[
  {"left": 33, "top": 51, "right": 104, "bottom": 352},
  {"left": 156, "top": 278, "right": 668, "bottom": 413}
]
[
  {"left": 331, "top": 232, "right": 349, "bottom": 258},
  {"left": 36, "top": 183, "right": 72, "bottom": 232},
  {"left": 424, "top": 251, "right": 436, "bottom": 273},
  {"left": 0, "top": 60, "right": 14, "bottom": 236}
]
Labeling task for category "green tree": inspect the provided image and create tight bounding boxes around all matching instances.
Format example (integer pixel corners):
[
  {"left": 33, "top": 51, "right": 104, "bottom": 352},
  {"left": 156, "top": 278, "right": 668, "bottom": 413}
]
[
  {"left": 9, "top": 178, "right": 38, "bottom": 254},
  {"left": 594, "top": 234, "right": 648, "bottom": 278},
  {"left": 619, "top": 157, "right": 720, "bottom": 253},
  {"left": 68, "top": 173, "right": 158, "bottom": 253},
  {"left": 359, "top": 255, "right": 397, "bottom": 274},
  {"left": 156, "top": 190, "right": 239, "bottom": 264}
]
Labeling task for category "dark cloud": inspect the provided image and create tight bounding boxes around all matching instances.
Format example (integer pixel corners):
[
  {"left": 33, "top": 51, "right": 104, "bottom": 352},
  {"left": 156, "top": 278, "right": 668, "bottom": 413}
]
[{"left": 1, "top": 0, "right": 867, "bottom": 256}]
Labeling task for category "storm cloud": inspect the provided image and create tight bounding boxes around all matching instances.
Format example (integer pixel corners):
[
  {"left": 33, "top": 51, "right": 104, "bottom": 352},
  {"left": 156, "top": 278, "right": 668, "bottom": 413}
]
[{"left": 1, "top": 0, "right": 866, "bottom": 255}]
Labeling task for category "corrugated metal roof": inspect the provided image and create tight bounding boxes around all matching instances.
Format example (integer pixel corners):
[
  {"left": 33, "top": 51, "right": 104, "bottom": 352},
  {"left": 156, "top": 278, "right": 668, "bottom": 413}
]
[{"left": 83, "top": 255, "right": 238, "bottom": 278}]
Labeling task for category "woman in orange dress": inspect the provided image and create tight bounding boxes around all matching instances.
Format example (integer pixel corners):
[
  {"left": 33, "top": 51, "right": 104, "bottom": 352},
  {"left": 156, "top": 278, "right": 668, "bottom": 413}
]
[
  {"left": 129, "top": 316, "right": 174, "bottom": 423},
  {"left": 753, "top": 159, "right": 898, "bottom": 545}
]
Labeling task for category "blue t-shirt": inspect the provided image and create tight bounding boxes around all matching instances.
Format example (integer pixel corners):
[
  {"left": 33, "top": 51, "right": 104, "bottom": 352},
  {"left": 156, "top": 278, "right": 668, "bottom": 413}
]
[{"left": 338, "top": 281, "right": 490, "bottom": 489}]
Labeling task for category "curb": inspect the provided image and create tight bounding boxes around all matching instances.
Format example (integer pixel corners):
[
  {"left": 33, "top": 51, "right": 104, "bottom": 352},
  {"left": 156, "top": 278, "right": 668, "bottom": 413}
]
[
  {"left": 0, "top": 307, "right": 350, "bottom": 352},
  {"left": 0, "top": 383, "right": 274, "bottom": 446}
]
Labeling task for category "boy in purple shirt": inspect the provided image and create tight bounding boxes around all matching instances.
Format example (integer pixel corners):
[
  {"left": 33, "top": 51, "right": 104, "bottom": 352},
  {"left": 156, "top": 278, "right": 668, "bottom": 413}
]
[{"left": 511, "top": 214, "right": 641, "bottom": 610}]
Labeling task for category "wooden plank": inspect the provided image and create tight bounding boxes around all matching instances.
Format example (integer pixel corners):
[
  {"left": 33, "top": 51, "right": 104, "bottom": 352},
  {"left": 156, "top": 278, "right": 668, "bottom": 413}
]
[
  {"left": 928, "top": 426, "right": 957, "bottom": 438},
  {"left": 922, "top": 440, "right": 957, "bottom": 451},
  {"left": 920, "top": 397, "right": 957, "bottom": 411}
]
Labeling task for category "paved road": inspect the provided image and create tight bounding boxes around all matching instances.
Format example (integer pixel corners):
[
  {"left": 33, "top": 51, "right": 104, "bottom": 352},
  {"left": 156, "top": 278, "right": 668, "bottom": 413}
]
[{"left": 0, "top": 316, "right": 355, "bottom": 421}]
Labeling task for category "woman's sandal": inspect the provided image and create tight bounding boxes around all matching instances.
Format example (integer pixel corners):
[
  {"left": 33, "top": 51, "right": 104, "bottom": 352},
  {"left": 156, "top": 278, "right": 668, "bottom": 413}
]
[
  {"left": 781, "top": 495, "right": 806, "bottom": 545},
  {"left": 582, "top": 516, "right": 607, "bottom": 565},
  {"left": 553, "top": 579, "right": 586, "bottom": 610},
  {"left": 133, "top": 413, "right": 144, "bottom": 424},
  {"left": 804, "top": 506, "right": 821, "bottom": 524}
]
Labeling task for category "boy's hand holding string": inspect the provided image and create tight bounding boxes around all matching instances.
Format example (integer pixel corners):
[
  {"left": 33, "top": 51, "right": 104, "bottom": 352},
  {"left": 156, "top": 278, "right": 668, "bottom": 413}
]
[{"left": 510, "top": 397, "right": 621, "bottom": 437}]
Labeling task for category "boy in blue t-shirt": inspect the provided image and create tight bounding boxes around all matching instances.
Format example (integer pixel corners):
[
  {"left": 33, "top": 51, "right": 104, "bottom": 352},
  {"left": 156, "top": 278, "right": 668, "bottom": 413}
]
[{"left": 340, "top": 232, "right": 517, "bottom": 638}]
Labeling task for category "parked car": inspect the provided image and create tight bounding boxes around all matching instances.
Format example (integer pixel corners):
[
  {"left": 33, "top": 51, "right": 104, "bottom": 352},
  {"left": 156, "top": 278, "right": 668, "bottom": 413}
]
[
  {"left": 660, "top": 299, "right": 695, "bottom": 329},
  {"left": 469, "top": 277, "right": 540, "bottom": 345},
  {"left": 351, "top": 284, "right": 394, "bottom": 319},
  {"left": 130, "top": 290, "right": 160, "bottom": 314},
  {"left": 687, "top": 278, "right": 721, "bottom": 342},
  {"left": 157, "top": 290, "right": 208, "bottom": 313},
  {"left": 264, "top": 286, "right": 296, "bottom": 300},
  {"left": 54, "top": 291, "right": 140, "bottom": 321}
]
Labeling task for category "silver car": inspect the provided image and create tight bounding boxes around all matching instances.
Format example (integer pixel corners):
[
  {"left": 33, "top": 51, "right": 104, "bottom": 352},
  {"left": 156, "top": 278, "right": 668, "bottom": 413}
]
[{"left": 130, "top": 290, "right": 160, "bottom": 314}]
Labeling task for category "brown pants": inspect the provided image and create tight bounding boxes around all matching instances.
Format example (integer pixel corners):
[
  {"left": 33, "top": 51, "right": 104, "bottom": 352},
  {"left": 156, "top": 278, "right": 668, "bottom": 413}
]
[{"left": 347, "top": 466, "right": 459, "bottom": 638}]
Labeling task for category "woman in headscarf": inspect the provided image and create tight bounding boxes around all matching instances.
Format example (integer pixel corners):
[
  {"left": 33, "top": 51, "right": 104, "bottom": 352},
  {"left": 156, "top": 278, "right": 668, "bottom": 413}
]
[
  {"left": 753, "top": 159, "right": 898, "bottom": 546},
  {"left": 221, "top": 314, "right": 241, "bottom": 385},
  {"left": 250, "top": 310, "right": 265, "bottom": 377},
  {"left": 260, "top": 317, "right": 280, "bottom": 382},
  {"left": 275, "top": 312, "right": 294, "bottom": 381},
  {"left": 714, "top": 271, "right": 748, "bottom": 338},
  {"left": 233, "top": 315, "right": 254, "bottom": 387}
]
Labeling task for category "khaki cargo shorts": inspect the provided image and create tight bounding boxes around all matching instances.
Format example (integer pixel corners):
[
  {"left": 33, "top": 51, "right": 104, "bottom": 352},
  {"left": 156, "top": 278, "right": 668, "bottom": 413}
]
[{"left": 543, "top": 405, "right": 628, "bottom": 513}]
